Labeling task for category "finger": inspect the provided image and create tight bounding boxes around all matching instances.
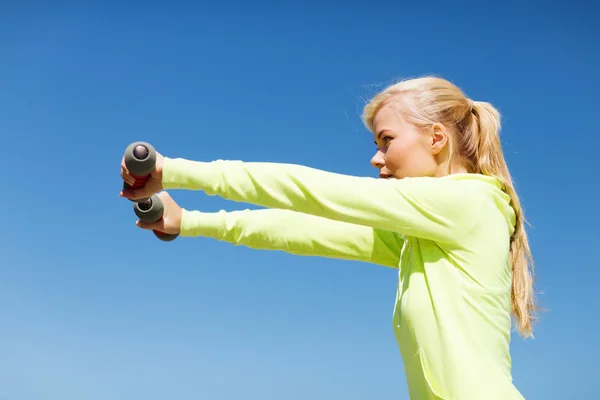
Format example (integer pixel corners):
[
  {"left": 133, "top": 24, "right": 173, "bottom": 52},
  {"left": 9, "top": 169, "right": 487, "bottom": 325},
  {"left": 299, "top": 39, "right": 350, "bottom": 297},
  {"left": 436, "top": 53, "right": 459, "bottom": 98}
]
[
  {"left": 120, "top": 188, "right": 149, "bottom": 200},
  {"left": 120, "top": 164, "right": 134, "bottom": 183},
  {"left": 120, "top": 157, "right": 137, "bottom": 185},
  {"left": 136, "top": 219, "right": 163, "bottom": 231},
  {"left": 156, "top": 190, "right": 171, "bottom": 201},
  {"left": 121, "top": 167, "right": 135, "bottom": 186}
]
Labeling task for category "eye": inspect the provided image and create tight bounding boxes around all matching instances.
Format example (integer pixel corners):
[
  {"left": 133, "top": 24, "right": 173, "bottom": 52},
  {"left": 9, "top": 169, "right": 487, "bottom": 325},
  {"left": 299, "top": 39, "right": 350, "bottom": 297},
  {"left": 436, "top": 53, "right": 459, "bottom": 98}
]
[{"left": 374, "top": 133, "right": 393, "bottom": 149}]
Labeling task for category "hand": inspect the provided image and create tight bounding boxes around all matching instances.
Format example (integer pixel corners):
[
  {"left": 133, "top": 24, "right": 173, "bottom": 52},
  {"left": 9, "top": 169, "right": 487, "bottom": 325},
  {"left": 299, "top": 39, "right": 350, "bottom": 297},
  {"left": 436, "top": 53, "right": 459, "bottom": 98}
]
[
  {"left": 135, "top": 191, "right": 183, "bottom": 235},
  {"left": 120, "top": 151, "right": 165, "bottom": 201}
]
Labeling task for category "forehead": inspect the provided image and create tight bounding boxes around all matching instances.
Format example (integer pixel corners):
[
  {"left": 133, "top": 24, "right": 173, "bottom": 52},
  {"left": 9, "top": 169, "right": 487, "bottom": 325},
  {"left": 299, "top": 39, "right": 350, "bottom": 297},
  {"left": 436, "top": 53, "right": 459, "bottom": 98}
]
[{"left": 372, "top": 102, "right": 406, "bottom": 132}]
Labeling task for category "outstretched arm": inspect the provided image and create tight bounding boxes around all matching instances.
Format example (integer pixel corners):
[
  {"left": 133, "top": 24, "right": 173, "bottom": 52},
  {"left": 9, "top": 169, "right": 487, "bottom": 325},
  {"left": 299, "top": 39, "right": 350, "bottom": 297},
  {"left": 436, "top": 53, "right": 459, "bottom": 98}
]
[
  {"left": 180, "top": 207, "right": 403, "bottom": 268},
  {"left": 162, "top": 158, "right": 485, "bottom": 244}
]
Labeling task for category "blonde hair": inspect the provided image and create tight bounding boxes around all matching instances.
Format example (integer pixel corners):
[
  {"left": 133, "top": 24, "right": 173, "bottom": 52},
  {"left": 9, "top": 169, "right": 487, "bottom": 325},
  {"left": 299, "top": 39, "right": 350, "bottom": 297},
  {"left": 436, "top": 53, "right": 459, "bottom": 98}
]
[{"left": 362, "top": 76, "right": 537, "bottom": 338}]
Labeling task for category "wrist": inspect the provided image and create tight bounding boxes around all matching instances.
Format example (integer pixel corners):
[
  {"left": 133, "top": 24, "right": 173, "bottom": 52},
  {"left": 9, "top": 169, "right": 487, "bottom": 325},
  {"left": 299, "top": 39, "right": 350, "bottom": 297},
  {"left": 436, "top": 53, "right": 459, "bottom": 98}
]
[
  {"left": 180, "top": 208, "right": 202, "bottom": 237},
  {"left": 161, "top": 157, "right": 180, "bottom": 190},
  {"left": 161, "top": 157, "right": 216, "bottom": 191},
  {"left": 179, "top": 209, "right": 223, "bottom": 238}
]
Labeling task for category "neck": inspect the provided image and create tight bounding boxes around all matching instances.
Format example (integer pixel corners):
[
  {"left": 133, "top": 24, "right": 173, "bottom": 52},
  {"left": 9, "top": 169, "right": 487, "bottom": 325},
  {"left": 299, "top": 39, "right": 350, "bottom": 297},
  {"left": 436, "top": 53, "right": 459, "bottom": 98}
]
[{"left": 436, "top": 159, "right": 468, "bottom": 177}]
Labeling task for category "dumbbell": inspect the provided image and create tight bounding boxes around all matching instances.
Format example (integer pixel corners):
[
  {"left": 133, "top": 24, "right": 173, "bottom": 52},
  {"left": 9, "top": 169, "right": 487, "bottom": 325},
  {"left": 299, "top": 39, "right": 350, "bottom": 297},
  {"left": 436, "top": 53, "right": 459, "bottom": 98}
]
[{"left": 123, "top": 141, "right": 179, "bottom": 242}]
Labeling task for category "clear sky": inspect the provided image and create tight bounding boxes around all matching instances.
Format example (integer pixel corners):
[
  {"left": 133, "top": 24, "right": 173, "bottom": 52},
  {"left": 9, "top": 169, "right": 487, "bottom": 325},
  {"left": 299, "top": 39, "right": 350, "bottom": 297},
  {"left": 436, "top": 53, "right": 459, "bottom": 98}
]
[{"left": 1, "top": 2, "right": 598, "bottom": 399}]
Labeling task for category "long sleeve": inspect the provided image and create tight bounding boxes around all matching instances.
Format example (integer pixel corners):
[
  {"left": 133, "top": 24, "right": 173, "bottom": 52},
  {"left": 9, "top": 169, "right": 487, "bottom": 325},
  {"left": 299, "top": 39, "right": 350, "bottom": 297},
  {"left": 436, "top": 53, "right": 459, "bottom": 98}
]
[
  {"left": 179, "top": 208, "right": 403, "bottom": 268},
  {"left": 162, "top": 158, "right": 491, "bottom": 244}
]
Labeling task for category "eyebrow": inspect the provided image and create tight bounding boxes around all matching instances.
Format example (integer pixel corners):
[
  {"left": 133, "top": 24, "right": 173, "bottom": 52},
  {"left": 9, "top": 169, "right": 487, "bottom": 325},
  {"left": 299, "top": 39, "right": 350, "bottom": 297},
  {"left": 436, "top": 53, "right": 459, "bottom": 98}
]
[{"left": 373, "top": 129, "right": 391, "bottom": 144}]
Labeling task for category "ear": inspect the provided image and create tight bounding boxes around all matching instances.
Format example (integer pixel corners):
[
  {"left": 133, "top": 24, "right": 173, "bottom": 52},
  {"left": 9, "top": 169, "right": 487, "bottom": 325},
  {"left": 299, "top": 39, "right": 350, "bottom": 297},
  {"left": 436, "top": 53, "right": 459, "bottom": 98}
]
[{"left": 430, "top": 123, "right": 449, "bottom": 155}]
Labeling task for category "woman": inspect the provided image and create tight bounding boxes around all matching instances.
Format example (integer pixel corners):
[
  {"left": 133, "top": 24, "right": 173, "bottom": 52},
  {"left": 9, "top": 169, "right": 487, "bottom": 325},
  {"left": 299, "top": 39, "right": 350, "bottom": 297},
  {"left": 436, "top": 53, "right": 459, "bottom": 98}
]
[{"left": 121, "top": 76, "right": 537, "bottom": 399}]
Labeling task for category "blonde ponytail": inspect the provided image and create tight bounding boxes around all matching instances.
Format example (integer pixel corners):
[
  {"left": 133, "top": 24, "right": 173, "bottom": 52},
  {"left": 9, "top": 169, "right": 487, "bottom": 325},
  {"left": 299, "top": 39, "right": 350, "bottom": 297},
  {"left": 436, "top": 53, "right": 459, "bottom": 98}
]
[
  {"left": 471, "top": 101, "right": 537, "bottom": 338},
  {"left": 363, "top": 76, "right": 538, "bottom": 338}
]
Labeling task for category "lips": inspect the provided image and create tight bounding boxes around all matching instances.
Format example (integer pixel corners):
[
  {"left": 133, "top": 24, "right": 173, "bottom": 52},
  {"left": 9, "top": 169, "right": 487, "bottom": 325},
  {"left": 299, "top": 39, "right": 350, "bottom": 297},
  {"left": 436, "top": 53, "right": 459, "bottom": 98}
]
[{"left": 379, "top": 174, "right": 392, "bottom": 179}]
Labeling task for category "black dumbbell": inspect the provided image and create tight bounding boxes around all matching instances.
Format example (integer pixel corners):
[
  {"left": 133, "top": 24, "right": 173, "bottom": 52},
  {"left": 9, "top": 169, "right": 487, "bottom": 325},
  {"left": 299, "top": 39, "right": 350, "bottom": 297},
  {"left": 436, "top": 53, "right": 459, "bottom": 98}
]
[
  {"left": 123, "top": 141, "right": 179, "bottom": 242},
  {"left": 122, "top": 141, "right": 156, "bottom": 197}
]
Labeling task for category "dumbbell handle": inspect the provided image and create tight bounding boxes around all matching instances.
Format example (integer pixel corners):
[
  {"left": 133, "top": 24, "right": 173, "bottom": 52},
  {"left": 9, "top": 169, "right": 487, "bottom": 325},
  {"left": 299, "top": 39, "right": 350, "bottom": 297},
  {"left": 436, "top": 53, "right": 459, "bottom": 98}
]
[{"left": 123, "top": 141, "right": 178, "bottom": 242}]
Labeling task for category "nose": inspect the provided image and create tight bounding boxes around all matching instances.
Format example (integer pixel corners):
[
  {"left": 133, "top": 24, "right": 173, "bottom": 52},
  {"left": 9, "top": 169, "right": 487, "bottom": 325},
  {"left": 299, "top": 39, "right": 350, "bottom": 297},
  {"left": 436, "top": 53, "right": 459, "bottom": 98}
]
[{"left": 370, "top": 150, "right": 385, "bottom": 169}]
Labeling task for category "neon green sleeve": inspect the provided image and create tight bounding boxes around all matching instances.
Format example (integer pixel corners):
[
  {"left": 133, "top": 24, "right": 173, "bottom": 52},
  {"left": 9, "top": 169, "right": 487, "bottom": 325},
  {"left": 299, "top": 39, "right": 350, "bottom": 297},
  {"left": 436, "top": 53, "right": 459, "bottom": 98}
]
[
  {"left": 162, "top": 158, "right": 482, "bottom": 244},
  {"left": 179, "top": 208, "right": 402, "bottom": 268}
]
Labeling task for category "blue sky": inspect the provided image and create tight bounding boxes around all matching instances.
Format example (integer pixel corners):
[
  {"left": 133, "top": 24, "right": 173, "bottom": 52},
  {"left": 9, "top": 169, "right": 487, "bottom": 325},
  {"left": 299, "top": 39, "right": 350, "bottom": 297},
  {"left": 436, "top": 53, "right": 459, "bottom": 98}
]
[{"left": 1, "top": 2, "right": 598, "bottom": 399}]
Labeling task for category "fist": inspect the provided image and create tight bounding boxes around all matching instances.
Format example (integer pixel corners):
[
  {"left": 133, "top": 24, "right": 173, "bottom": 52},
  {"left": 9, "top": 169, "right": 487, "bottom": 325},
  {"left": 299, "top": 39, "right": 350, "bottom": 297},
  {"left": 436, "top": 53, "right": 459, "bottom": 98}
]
[
  {"left": 135, "top": 191, "right": 183, "bottom": 235},
  {"left": 120, "top": 151, "right": 165, "bottom": 201}
]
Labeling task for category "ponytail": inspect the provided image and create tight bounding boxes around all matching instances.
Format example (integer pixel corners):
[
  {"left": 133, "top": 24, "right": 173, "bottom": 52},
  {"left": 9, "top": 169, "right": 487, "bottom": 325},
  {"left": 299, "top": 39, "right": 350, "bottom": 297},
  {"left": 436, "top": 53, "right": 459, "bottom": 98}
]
[{"left": 471, "top": 101, "right": 538, "bottom": 338}]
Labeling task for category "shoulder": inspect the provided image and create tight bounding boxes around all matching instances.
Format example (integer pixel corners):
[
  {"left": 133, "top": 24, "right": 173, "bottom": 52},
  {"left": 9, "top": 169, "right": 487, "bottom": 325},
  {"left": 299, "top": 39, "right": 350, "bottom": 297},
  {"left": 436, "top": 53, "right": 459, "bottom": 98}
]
[
  {"left": 444, "top": 173, "right": 516, "bottom": 241},
  {"left": 414, "top": 173, "right": 513, "bottom": 234},
  {"left": 393, "top": 173, "right": 495, "bottom": 213}
]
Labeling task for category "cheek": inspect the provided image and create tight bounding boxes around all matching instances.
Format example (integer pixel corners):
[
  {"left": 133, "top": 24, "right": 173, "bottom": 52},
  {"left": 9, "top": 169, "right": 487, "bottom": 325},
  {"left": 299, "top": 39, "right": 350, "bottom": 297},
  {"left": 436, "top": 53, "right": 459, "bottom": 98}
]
[
  {"left": 386, "top": 140, "right": 425, "bottom": 169},
  {"left": 385, "top": 142, "right": 408, "bottom": 168}
]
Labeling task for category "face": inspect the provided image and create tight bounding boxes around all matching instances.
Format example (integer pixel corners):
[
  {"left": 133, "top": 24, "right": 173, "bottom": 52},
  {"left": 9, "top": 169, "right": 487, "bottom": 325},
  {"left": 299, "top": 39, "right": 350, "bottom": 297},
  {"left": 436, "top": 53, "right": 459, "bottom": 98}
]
[{"left": 370, "top": 102, "right": 447, "bottom": 179}]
